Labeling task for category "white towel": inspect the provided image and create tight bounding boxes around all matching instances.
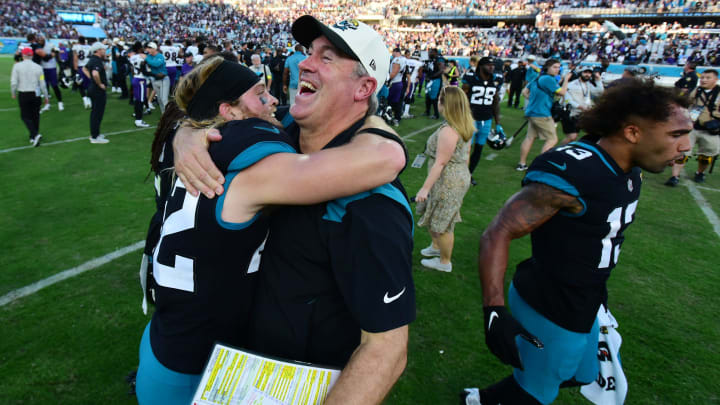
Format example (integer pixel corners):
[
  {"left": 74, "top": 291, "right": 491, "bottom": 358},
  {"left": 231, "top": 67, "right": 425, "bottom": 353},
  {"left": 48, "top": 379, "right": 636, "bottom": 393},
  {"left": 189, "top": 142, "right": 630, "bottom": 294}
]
[{"left": 580, "top": 306, "right": 628, "bottom": 405}]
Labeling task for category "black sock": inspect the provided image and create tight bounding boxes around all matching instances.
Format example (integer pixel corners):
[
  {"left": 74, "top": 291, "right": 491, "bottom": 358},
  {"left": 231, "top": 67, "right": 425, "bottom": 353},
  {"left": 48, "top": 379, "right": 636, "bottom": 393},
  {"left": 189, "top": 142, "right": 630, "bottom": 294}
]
[{"left": 481, "top": 376, "right": 542, "bottom": 405}]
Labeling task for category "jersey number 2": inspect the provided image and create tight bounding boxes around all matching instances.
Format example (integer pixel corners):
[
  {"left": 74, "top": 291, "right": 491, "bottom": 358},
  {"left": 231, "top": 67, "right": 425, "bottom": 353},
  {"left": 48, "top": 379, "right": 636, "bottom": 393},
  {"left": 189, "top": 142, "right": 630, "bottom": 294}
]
[
  {"left": 598, "top": 201, "right": 638, "bottom": 268},
  {"left": 470, "top": 86, "right": 495, "bottom": 105}
]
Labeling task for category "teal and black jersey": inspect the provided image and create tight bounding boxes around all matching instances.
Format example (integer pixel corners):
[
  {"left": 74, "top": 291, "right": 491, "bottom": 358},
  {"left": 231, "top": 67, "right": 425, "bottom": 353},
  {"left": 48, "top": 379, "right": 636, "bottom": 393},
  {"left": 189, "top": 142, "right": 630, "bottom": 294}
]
[
  {"left": 515, "top": 136, "right": 642, "bottom": 333},
  {"left": 462, "top": 69, "right": 502, "bottom": 121},
  {"left": 247, "top": 118, "right": 415, "bottom": 368},
  {"left": 150, "top": 118, "right": 295, "bottom": 374}
]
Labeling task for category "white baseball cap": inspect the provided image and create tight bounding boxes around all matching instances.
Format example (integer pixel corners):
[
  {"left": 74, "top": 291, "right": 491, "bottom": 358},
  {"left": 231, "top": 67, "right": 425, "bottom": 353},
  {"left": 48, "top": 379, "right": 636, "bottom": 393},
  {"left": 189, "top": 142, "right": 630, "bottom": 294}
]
[
  {"left": 89, "top": 42, "right": 105, "bottom": 54},
  {"left": 146, "top": 42, "right": 158, "bottom": 50},
  {"left": 291, "top": 15, "right": 390, "bottom": 95}
]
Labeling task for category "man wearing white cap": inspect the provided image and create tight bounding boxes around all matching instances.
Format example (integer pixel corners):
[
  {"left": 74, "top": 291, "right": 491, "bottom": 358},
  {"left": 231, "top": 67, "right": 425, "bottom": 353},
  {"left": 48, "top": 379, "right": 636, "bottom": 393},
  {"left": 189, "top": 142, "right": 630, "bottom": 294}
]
[
  {"left": 145, "top": 41, "right": 170, "bottom": 113},
  {"left": 173, "top": 16, "right": 414, "bottom": 404}
]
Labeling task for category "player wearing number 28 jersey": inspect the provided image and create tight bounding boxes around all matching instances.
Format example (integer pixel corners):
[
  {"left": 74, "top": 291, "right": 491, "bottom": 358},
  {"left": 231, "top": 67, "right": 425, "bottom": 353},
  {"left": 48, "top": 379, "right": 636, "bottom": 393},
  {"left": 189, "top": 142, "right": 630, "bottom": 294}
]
[{"left": 465, "top": 80, "right": 692, "bottom": 405}]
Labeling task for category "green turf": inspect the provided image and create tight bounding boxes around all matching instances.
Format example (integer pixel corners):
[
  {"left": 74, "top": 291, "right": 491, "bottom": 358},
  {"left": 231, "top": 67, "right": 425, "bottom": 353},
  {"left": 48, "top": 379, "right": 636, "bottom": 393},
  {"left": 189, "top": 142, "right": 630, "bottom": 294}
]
[{"left": 1, "top": 56, "right": 719, "bottom": 404}]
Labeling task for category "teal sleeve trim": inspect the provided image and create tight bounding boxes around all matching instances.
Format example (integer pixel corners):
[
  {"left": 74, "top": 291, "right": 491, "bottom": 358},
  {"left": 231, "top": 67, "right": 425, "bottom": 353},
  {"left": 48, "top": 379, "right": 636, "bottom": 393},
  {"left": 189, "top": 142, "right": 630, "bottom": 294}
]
[
  {"left": 281, "top": 112, "right": 295, "bottom": 129},
  {"left": 323, "top": 183, "right": 414, "bottom": 235},
  {"left": 227, "top": 141, "right": 295, "bottom": 172},
  {"left": 217, "top": 141, "right": 294, "bottom": 230},
  {"left": 523, "top": 170, "right": 587, "bottom": 217},
  {"left": 215, "top": 171, "right": 262, "bottom": 230},
  {"left": 569, "top": 142, "right": 617, "bottom": 176}
]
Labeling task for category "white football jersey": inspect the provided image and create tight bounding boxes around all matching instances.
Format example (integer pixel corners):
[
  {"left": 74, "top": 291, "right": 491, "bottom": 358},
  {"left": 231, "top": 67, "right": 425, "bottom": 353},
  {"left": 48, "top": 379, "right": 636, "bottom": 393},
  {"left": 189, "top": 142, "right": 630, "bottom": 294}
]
[
  {"left": 405, "top": 59, "right": 423, "bottom": 83},
  {"left": 73, "top": 44, "right": 91, "bottom": 67},
  {"left": 389, "top": 56, "right": 407, "bottom": 85},
  {"left": 130, "top": 53, "right": 146, "bottom": 78},
  {"left": 160, "top": 46, "right": 180, "bottom": 67}
]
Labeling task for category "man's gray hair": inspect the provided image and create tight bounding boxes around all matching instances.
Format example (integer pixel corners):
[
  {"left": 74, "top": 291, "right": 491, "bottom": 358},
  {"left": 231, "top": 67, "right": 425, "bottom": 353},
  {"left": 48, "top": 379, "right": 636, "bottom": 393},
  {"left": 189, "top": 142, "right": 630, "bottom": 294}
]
[{"left": 352, "top": 62, "right": 378, "bottom": 118}]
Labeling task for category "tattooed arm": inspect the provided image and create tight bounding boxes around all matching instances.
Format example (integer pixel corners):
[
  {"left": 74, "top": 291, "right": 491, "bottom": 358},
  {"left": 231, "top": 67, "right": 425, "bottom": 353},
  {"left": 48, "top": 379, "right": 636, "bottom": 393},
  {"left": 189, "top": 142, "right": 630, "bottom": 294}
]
[{"left": 479, "top": 182, "right": 584, "bottom": 306}]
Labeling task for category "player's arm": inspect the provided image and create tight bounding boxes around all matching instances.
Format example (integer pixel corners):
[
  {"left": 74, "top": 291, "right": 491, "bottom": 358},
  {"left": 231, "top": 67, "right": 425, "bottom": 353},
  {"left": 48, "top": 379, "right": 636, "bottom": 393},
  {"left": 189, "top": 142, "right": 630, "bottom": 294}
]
[
  {"left": 480, "top": 182, "right": 583, "bottom": 306},
  {"left": 555, "top": 72, "right": 572, "bottom": 97},
  {"left": 323, "top": 327, "right": 407, "bottom": 405},
  {"left": 433, "top": 60, "right": 445, "bottom": 79},
  {"left": 479, "top": 182, "right": 582, "bottom": 369},
  {"left": 388, "top": 61, "right": 400, "bottom": 82},
  {"left": 73, "top": 51, "right": 78, "bottom": 70},
  {"left": 173, "top": 117, "right": 405, "bottom": 198},
  {"left": 221, "top": 128, "right": 406, "bottom": 221},
  {"left": 492, "top": 87, "right": 502, "bottom": 125}
]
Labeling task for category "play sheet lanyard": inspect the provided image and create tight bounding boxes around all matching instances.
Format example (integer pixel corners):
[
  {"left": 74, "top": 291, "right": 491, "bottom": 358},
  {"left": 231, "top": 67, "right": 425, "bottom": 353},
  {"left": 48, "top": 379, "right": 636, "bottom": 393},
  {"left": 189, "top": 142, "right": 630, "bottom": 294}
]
[{"left": 192, "top": 343, "right": 341, "bottom": 405}]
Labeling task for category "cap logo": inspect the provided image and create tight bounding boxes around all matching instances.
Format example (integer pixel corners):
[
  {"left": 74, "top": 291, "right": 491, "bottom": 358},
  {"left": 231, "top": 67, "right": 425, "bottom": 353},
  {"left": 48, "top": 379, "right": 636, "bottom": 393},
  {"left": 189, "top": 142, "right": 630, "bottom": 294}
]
[
  {"left": 369, "top": 59, "right": 376, "bottom": 71},
  {"left": 333, "top": 19, "right": 359, "bottom": 31}
]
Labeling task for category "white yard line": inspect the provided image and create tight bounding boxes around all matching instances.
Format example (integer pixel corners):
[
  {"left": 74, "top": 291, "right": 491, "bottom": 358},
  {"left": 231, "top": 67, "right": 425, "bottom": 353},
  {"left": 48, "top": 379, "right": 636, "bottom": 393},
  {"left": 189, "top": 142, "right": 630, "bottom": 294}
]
[
  {"left": 401, "top": 122, "right": 443, "bottom": 142},
  {"left": 697, "top": 185, "right": 720, "bottom": 193},
  {"left": 485, "top": 152, "right": 498, "bottom": 161},
  {"left": 0, "top": 241, "right": 144, "bottom": 307},
  {"left": 0, "top": 126, "right": 156, "bottom": 154},
  {"left": 685, "top": 180, "right": 720, "bottom": 239},
  {"left": 0, "top": 107, "right": 18, "bottom": 112}
]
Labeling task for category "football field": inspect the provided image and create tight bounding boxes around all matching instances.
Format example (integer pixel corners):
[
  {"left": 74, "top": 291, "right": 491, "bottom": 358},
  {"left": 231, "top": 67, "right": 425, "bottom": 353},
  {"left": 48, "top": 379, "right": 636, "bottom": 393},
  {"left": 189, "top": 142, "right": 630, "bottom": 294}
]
[{"left": 1, "top": 55, "right": 719, "bottom": 404}]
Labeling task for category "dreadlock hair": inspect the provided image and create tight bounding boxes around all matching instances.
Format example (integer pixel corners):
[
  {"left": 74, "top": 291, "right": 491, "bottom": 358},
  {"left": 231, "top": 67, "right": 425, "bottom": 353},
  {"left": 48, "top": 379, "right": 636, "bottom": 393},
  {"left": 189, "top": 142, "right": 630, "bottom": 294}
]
[
  {"left": 149, "top": 100, "right": 185, "bottom": 175},
  {"left": 578, "top": 78, "right": 690, "bottom": 138}
]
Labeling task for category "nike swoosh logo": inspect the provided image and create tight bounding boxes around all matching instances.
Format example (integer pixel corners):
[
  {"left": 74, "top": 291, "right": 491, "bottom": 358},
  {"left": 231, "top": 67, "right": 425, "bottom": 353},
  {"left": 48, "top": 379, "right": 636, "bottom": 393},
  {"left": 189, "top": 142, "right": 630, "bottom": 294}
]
[
  {"left": 383, "top": 287, "right": 406, "bottom": 304},
  {"left": 253, "top": 125, "right": 280, "bottom": 134},
  {"left": 488, "top": 311, "right": 499, "bottom": 330},
  {"left": 548, "top": 161, "right": 567, "bottom": 171}
]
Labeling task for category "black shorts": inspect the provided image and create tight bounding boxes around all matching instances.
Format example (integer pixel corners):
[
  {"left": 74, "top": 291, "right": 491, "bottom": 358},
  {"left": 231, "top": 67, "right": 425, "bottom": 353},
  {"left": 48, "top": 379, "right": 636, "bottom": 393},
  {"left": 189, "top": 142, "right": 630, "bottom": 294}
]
[{"left": 561, "top": 115, "right": 580, "bottom": 135}]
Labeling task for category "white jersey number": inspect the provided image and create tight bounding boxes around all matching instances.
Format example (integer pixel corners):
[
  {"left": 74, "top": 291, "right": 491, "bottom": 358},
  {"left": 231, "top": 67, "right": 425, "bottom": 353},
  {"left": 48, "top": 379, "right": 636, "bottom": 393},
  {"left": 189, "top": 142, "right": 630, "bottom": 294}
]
[
  {"left": 153, "top": 179, "right": 198, "bottom": 292},
  {"left": 598, "top": 200, "right": 638, "bottom": 268},
  {"left": 470, "top": 86, "right": 496, "bottom": 105}
]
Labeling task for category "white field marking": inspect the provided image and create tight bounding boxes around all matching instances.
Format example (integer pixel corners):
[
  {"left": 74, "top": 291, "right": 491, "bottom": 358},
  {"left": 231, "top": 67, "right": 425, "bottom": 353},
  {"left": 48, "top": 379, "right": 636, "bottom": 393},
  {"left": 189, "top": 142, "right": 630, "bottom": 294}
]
[
  {"left": 0, "top": 107, "right": 18, "bottom": 112},
  {"left": 697, "top": 185, "right": 720, "bottom": 193},
  {"left": 685, "top": 180, "right": 720, "bottom": 239},
  {"left": 485, "top": 152, "right": 498, "bottom": 161},
  {"left": 0, "top": 126, "right": 156, "bottom": 154},
  {"left": 401, "top": 122, "right": 443, "bottom": 141},
  {"left": 0, "top": 241, "right": 144, "bottom": 307}
]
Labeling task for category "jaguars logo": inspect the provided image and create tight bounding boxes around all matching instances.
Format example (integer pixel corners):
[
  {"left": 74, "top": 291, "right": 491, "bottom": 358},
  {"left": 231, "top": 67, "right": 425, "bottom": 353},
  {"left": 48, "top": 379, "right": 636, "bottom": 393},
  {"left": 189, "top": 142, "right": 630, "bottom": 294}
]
[{"left": 333, "top": 19, "right": 359, "bottom": 31}]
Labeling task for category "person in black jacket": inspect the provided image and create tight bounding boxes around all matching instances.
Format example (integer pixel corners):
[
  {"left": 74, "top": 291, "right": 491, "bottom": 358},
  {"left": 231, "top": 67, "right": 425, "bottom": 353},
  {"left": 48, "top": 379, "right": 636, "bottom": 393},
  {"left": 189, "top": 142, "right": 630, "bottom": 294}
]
[
  {"left": 675, "top": 61, "right": 699, "bottom": 96},
  {"left": 507, "top": 61, "right": 527, "bottom": 108},
  {"left": 269, "top": 47, "right": 287, "bottom": 105}
]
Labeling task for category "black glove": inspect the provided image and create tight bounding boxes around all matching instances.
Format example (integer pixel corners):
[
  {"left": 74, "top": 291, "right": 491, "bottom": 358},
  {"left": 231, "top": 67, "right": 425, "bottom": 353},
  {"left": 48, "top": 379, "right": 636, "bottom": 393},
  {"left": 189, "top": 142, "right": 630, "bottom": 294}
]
[{"left": 483, "top": 306, "right": 543, "bottom": 370}]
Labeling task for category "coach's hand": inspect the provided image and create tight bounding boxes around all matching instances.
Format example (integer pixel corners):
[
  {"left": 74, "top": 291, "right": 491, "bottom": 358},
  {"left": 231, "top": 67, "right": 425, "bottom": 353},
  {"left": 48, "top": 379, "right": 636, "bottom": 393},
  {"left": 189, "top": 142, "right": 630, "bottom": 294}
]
[
  {"left": 173, "top": 126, "right": 224, "bottom": 198},
  {"left": 483, "top": 306, "right": 543, "bottom": 370}
]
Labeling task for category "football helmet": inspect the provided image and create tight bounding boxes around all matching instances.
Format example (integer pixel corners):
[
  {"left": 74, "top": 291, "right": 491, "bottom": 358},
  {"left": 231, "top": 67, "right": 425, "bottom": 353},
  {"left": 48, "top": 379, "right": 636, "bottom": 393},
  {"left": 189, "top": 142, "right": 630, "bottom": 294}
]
[{"left": 487, "top": 129, "right": 507, "bottom": 150}]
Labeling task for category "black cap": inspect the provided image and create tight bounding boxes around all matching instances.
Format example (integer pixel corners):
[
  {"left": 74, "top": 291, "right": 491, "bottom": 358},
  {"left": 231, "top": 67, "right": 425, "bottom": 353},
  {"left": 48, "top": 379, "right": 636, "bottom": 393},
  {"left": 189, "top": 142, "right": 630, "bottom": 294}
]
[{"left": 478, "top": 56, "right": 494, "bottom": 65}]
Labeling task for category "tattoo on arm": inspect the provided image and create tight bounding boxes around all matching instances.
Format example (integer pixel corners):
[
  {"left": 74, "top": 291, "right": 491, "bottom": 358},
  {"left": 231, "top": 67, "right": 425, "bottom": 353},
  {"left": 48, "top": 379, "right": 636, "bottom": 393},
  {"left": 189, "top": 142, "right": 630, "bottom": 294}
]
[{"left": 498, "top": 182, "right": 583, "bottom": 239}]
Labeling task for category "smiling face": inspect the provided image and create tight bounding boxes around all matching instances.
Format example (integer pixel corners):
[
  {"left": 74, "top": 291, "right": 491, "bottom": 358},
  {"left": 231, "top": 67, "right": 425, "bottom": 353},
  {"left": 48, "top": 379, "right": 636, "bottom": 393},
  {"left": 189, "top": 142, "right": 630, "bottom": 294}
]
[
  {"left": 632, "top": 104, "right": 692, "bottom": 173},
  {"left": 290, "top": 35, "right": 374, "bottom": 127}
]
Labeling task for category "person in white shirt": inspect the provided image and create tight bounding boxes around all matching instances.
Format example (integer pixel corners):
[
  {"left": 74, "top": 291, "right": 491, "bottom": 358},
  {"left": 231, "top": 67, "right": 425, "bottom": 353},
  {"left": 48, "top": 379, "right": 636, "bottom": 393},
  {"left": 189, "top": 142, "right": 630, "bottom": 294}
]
[
  {"left": 12, "top": 47, "right": 49, "bottom": 146},
  {"left": 560, "top": 67, "right": 604, "bottom": 145},
  {"left": 73, "top": 36, "right": 92, "bottom": 109},
  {"left": 39, "top": 36, "right": 64, "bottom": 111},
  {"left": 248, "top": 54, "right": 272, "bottom": 89},
  {"left": 387, "top": 48, "right": 407, "bottom": 126},
  {"left": 402, "top": 50, "right": 423, "bottom": 119},
  {"left": 160, "top": 40, "right": 181, "bottom": 90}
]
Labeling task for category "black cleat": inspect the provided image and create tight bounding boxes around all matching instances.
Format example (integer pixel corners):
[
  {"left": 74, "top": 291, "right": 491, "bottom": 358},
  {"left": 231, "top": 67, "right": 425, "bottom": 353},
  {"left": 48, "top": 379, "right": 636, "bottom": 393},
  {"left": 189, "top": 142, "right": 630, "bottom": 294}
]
[
  {"left": 694, "top": 172, "right": 706, "bottom": 183},
  {"left": 664, "top": 176, "right": 679, "bottom": 187}
]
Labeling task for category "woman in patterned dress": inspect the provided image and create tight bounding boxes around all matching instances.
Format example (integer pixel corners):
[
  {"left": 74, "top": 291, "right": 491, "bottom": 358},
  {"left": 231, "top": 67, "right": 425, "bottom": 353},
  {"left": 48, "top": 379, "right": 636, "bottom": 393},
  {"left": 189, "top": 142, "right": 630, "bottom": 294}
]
[{"left": 416, "top": 86, "right": 475, "bottom": 272}]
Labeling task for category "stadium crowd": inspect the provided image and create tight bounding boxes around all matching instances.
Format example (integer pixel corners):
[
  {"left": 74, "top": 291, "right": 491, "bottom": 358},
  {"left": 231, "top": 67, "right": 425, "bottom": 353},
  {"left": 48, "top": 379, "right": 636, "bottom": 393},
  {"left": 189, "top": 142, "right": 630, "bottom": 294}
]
[{"left": 2, "top": 0, "right": 719, "bottom": 66}]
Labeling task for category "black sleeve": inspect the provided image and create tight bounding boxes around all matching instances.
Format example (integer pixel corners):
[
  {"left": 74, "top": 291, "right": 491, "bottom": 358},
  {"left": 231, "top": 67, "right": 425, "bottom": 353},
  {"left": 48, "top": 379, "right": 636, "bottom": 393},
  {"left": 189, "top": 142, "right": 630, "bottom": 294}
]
[
  {"left": 328, "top": 190, "right": 415, "bottom": 333},
  {"left": 211, "top": 118, "right": 296, "bottom": 173}
]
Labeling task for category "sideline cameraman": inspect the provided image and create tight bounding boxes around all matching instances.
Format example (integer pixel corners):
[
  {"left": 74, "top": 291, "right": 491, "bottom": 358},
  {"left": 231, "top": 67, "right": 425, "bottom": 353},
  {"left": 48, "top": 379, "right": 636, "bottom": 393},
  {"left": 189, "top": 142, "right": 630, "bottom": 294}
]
[
  {"left": 516, "top": 59, "right": 571, "bottom": 171},
  {"left": 665, "top": 69, "right": 720, "bottom": 186},
  {"left": 560, "top": 67, "right": 604, "bottom": 145}
]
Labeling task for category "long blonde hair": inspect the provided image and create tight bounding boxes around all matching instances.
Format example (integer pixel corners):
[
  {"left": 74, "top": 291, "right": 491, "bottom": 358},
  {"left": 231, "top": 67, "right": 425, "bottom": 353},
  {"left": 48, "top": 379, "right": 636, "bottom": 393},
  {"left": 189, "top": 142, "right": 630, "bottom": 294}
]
[
  {"left": 174, "top": 56, "right": 240, "bottom": 129},
  {"left": 439, "top": 86, "right": 475, "bottom": 142}
]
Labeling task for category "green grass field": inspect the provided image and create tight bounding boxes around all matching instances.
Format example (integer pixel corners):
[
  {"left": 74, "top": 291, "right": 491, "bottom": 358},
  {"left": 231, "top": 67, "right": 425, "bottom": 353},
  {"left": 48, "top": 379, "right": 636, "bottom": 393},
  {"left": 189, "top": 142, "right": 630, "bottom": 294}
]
[{"left": 1, "top": 55, "right": 719, "bottom": 404}]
